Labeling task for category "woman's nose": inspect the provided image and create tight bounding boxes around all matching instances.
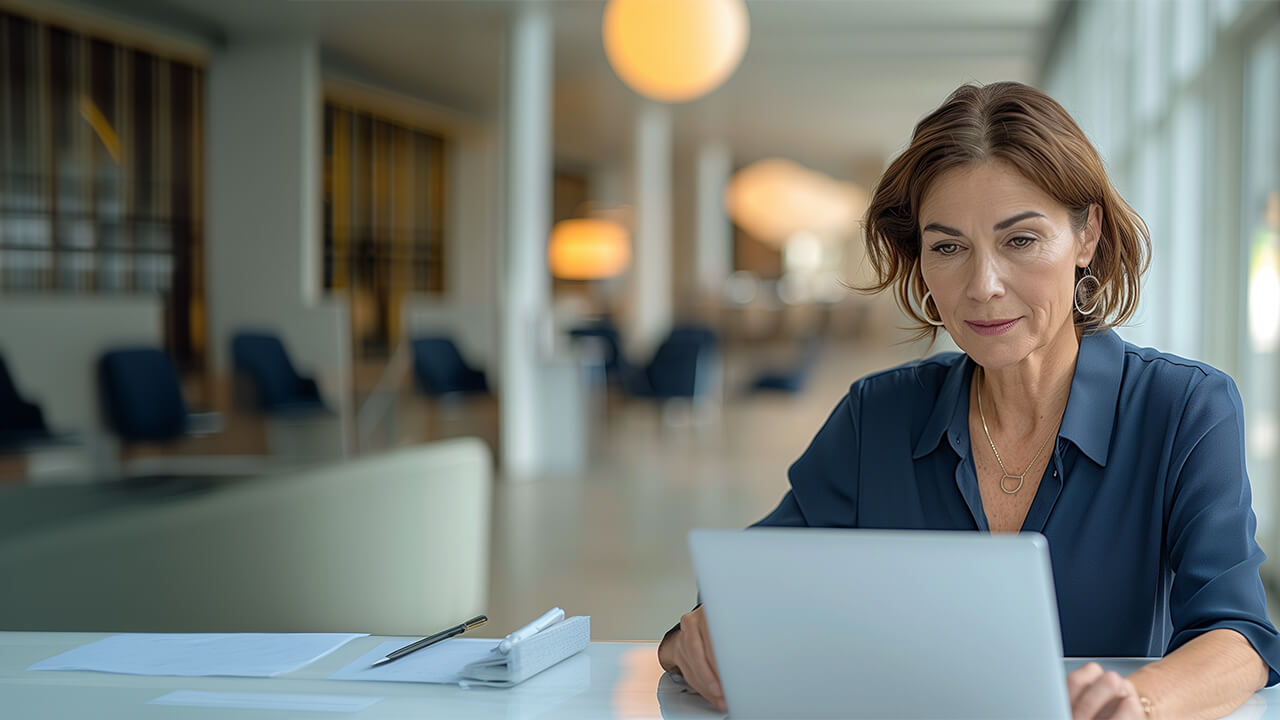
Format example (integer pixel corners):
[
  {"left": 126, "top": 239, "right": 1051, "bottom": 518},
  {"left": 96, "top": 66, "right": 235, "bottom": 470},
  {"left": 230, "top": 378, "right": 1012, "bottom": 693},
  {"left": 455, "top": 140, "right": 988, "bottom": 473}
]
[{"left": 966, "top": 254, "right": 1005, "bottom": 302}]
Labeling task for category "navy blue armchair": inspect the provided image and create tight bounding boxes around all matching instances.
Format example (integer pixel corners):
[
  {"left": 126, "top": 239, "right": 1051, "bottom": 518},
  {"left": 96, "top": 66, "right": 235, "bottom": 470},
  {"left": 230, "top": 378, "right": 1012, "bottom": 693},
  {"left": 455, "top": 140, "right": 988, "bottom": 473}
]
[
  {"left": 626, "top": 324, "right": 720, "bottom": 401},
  {"left": 567, "top": 322, "right": 720, "bottom": 401},
  {"left": 231, "top": 332, "right": 327, "bottom": 415},
  {"left": 411, "top": 337, "right": 489, "bottom": 397},
  {"left": 568, "top": 319, "right": 631, "bottom": 386},
  {"left": 0, "top": 354, "right": 54, "bottom": 452},
  {"left": 748, "top": 336, "right": 825, "bottom": 394},
  {"left": 665, "top": 324, "right": 718, "bottom": 350},
  {"left": 98, "top": 348, "right": 192, "bottom": 444}
]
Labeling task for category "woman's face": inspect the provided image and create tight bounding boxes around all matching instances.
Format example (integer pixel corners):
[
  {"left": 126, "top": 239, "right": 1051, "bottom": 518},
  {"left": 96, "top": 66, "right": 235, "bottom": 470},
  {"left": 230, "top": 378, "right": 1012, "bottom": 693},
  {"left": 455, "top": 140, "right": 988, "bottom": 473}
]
[{"left": 918, "top": 160, "right": 1099, "bottom": 371}]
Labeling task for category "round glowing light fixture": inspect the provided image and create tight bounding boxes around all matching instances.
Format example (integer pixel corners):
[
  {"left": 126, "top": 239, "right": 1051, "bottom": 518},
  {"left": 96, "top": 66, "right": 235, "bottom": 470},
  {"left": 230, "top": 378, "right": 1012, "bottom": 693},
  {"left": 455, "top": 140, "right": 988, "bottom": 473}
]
[
  {"left": 724, "top": 158, "right": 867, "bottom": 247},
  {"left": 548, "top": 218, "right": 631, "bottom": 280},
  {"left": 602, "top": 0, "right": 749, "bottom": 103}
]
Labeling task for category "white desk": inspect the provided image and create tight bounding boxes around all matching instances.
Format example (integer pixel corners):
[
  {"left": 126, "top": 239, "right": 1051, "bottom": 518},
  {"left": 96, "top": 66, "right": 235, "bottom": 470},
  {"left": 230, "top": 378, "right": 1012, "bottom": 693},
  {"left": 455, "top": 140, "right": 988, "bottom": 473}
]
[{"left": 2, "top": 632, "right": 1277, "bottom": 719}]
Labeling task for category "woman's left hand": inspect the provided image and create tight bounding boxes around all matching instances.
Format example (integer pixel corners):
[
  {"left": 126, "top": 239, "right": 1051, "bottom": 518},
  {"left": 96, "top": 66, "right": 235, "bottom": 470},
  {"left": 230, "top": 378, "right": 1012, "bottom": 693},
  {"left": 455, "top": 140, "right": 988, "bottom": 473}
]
[{"left": 1066, "top": 662, "right": 1146, "bottom": 719}]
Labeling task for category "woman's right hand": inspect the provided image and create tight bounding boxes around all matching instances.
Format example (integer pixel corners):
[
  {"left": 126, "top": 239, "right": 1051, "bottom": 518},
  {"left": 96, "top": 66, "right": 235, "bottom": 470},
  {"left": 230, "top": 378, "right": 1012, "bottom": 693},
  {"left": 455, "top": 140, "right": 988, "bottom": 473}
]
[{"left": 657, "top": 606, "right": 726, "bottom": 712}]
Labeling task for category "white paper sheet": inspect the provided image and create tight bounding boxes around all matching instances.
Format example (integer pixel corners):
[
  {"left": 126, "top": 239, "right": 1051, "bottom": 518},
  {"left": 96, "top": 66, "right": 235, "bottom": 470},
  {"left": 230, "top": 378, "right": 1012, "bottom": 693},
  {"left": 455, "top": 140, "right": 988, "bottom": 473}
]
[
  {"left": 28, "top": 633, "right": 366, "bottom": 678},
  {"left": 329, "top": 638, "right": 501, "bottom": 684},
  {"left": 147, "top": 690, "right": 381, "bottom": 713}
]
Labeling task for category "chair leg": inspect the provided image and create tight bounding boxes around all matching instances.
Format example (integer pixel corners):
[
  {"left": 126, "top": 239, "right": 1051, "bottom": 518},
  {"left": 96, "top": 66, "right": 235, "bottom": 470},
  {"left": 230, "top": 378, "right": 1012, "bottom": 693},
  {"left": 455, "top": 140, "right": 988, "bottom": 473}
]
[{"left": 423, "top": 401, "right": 437, "bottom": 442}]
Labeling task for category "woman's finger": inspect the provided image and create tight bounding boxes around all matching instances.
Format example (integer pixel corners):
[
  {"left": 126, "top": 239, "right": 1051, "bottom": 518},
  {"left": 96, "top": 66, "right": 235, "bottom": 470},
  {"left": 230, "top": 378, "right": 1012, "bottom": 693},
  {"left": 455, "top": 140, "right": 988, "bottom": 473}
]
[
  {"left": 1071, "top": 671, "right": 1130, "bottom": 720},
  {"left": 675, "top": 615, "right": 725, "bottom": 709},
  {"left": 680, "top": 610, "right": 722, "bottom": 691},
  {"left": 694, "top": 612, "right": 721, "bottom": 680},
  {"left": 1095, "top": 680, "right": 1144, "bottom": 720},
  {"left": 1066, "top": 662, "right": 1105, "bottom": 707},
  {"left": 692, "top": 614, "right": 725, "bottom": 711},
  {"left": 676, "top": 648, "right": 725, "bottom": 710}
]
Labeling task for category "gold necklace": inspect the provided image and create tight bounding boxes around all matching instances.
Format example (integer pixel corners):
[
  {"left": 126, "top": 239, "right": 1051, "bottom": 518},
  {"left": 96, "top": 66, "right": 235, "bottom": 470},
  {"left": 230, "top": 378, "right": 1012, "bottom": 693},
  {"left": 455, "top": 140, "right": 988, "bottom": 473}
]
[{"left": 976, "top": 370, "right": 1058, "bottom": 494}]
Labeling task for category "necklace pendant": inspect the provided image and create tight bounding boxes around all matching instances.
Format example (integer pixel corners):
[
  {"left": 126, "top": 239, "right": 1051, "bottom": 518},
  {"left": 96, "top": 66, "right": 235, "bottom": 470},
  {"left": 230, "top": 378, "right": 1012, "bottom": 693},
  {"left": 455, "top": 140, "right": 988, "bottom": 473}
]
[{"left": 1000, "top": 474, "right": 1024, "bottom": 494}]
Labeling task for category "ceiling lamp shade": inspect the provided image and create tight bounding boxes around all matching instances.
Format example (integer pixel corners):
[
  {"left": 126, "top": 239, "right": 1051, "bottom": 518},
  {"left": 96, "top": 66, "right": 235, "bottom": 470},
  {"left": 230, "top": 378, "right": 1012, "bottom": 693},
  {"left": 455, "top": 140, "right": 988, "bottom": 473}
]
[
  {"left": 724, "top": 158, "right": 867, "bottom": 247},
  {"left": 602, "top": 0, "right": 749, "bottom": 103},
  {"left": 548, "top": 219, "right": 631, "bottom": 280}
]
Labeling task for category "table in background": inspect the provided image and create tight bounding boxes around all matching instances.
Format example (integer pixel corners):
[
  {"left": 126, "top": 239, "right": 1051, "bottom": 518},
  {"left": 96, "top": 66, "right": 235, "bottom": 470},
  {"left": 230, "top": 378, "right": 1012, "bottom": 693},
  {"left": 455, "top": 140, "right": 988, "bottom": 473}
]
[{"left": 1, "top": 633, "right": 1275, "bottom": 719}]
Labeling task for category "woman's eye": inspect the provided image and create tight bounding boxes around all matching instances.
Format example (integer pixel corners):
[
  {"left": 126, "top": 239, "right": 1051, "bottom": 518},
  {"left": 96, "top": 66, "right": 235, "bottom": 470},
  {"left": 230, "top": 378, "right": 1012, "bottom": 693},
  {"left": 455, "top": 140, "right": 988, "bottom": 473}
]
[
  {"left": 931, "top": 243, "right": 960, "bottom": 255},
  {"left": 1008, "top": 236, "right": 1036, "bottom": 249}
]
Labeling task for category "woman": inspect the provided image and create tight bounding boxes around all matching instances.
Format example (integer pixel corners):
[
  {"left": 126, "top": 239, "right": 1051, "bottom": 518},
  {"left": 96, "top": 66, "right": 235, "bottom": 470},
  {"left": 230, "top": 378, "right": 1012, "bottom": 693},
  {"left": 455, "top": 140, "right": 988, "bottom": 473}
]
[{"left": 658, "top": 81, "right": 1280, "bottom": 720}]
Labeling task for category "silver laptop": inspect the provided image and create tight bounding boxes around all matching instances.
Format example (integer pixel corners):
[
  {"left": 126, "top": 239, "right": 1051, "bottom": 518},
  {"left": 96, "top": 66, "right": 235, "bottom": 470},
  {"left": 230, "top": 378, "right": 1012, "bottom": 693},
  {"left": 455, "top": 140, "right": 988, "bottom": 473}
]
[{"left": 688, "top": 528, "right": 1071, "bottom": 719}]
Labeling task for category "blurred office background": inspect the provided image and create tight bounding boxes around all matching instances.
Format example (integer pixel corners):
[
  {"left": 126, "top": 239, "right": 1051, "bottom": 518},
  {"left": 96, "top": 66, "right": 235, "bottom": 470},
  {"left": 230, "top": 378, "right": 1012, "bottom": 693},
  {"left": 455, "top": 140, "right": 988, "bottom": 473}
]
[{"left": 1, "top": 0, "right": 1279, "bottom": 641}]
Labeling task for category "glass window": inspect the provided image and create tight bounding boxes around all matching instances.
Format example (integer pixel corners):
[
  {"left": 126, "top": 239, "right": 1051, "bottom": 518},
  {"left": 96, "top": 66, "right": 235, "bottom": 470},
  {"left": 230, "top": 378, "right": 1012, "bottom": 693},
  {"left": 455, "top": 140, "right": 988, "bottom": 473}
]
[
  {"left": 1242, "top": 22, "right": 1280, "bottom": 546},
  {"left": 1216, "top": 0, "right": 1246, "bottom": 28},
  {"left": 1124, "top": 132, "right": 1166, "bottom": 350},
  {"left": 0, "top": 10, "right": 204, "bottom": 368},
  {"left": 1134, "top": 0, "right": 1169, "bottom": 125},
  {"left": 1168, "top": 96, "right": 1206, "bottom": 360},
  {"left": 1107, "top": 0, "right": 1134, "bottom": 160},
  {"left": 323, "top": 103, "right": 447, "bottom": 355},
  {"left": 1172, "top": 0, "right": 1209, "bottom": 85}
]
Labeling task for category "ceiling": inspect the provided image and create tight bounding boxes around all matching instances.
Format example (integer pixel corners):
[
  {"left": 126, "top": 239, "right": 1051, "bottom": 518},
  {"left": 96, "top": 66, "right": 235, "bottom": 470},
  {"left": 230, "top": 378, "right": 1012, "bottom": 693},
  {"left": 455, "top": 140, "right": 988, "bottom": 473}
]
[{"left": 79, "top": 0, "right": 1065, "bottom": 181}]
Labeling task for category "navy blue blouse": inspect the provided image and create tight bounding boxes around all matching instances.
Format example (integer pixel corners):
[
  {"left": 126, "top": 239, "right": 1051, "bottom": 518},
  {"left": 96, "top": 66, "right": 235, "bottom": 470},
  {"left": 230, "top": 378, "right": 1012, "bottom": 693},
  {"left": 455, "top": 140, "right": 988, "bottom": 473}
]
[{"left": 754, "top": 328, "right": 1280, "bottom": 684}]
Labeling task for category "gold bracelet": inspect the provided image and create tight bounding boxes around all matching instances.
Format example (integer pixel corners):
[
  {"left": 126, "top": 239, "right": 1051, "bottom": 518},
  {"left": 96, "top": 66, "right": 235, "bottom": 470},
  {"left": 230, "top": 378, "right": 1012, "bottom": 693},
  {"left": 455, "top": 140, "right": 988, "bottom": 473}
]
[{"left": 1138, "top": 695, "right": 1153, "bottom": 717}]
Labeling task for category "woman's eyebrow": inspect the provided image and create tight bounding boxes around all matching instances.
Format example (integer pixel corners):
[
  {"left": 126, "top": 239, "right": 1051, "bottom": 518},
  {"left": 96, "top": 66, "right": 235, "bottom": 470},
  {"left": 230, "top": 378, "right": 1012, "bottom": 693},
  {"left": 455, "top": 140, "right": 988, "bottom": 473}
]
[
  {"left": 922, "top": 211, "right": 1048, "bottom": 237},
  {"left": 993, "top": 210, "right": 1047, "bottom": 230},
  {"left": 922, "top": 222, "right": 963, "bottom": 237}
]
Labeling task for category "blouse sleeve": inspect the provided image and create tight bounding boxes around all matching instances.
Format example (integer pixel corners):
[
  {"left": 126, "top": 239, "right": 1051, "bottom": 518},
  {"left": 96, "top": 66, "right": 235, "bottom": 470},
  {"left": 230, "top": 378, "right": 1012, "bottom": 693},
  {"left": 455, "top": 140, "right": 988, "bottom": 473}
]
[
  {"left": 1165, "top": 370, "right": 1280, "bottom": 686},
  {"left": 752, "top": 387, "right": 861, "bottom": 529}
]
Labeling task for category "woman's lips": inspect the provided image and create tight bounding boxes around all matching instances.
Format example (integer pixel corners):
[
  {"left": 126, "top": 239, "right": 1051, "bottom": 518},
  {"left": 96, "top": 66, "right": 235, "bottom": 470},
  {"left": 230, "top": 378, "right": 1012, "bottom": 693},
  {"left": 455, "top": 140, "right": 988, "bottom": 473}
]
[{"left": 965, "top": 318, "right": 1020, "bottom": 336}]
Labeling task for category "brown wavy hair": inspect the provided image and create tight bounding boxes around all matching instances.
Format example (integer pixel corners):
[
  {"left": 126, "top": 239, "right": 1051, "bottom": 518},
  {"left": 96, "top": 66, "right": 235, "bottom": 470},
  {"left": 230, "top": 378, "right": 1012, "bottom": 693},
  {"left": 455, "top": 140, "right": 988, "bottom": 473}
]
[{"left": 861, "top": 81, "right": 1150, "bottom": 341}]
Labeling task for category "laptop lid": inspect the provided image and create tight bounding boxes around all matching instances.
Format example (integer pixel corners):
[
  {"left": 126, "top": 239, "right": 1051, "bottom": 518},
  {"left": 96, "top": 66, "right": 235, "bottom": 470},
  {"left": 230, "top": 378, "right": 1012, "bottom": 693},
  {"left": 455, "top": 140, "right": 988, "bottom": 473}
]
[{"left": 688, "top": 528, "right": 1071, "bottom": 720}]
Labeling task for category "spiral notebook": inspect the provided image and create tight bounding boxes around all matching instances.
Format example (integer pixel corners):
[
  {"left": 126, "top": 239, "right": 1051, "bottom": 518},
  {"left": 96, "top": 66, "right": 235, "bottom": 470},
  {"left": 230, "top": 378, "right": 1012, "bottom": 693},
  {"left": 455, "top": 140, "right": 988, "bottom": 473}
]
[{"left": 330, "top": 616, "right": 590, "bottom": 688}]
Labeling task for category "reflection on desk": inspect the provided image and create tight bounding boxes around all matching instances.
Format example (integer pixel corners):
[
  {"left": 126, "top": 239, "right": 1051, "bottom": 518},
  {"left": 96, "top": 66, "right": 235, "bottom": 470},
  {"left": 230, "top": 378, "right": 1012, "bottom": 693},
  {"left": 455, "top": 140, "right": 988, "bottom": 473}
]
[{"left": 1, "top": 633, "right": 1275, "bottom": 719}]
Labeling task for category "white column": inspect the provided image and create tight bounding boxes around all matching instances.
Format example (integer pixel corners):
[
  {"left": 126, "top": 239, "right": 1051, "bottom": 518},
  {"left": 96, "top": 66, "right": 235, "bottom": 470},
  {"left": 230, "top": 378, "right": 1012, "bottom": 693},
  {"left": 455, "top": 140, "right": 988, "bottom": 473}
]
[
  {"left": 695, "top": 140, "right": 733, "bottom": 301},
  {"left": 627, "top": 101, "right": 674, "bottom": 356},
  {"left": 499, "top": 4, "right": 554, "bottom": 479},
  {"left": 207, "top": 39, "right": 320, "bottom": 351},
  {"left": 206, "top": 38, "right": 351, "bottom": 455}
]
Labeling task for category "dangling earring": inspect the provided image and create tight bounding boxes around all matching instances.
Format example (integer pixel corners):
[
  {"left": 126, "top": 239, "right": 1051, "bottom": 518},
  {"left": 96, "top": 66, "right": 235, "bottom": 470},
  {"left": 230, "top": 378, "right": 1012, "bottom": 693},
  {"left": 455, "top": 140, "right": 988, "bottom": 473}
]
[
  {"left": 921, "top": 290, "right": 945, "bottom": 327},
  {"left": 1074, "top": 266, "right": 1101, "bottom": 316}
]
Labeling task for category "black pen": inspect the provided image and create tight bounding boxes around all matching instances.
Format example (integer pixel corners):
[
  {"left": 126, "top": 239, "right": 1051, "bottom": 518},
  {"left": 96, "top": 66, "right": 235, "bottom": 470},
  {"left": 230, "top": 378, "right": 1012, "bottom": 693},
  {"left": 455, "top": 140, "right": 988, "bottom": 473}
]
[{"left": 371, "top": 615, "right": 488, "bottom": 667}]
